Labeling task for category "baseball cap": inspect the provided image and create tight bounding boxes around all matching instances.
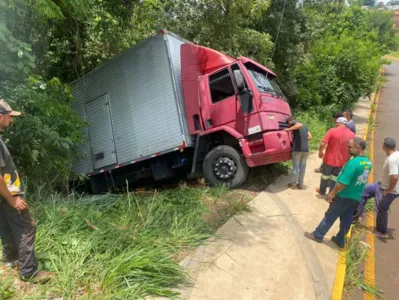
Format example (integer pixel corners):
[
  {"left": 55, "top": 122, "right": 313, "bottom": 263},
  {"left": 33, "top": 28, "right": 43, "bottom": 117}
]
[
  {"left": 0, "top": 100, "right": 21, "bottom": 116},
  {"left": 383, "top": 137, "right": 396, "bottom": 149},
  {"left": 336, "top": 117, "right": 348, "bottom": 124}
]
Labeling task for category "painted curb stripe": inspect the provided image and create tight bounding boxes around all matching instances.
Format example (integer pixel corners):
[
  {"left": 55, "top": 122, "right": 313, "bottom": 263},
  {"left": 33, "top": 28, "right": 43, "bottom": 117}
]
[
  {"left": 363, "top": 67, "right": 383, "bottom": 300},
  {"left": 331, "top": 65, "right": 382, "bottom": 299}
]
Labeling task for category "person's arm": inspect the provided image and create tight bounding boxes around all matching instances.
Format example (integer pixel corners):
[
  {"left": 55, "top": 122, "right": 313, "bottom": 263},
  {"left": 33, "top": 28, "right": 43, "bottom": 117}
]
[
  {"left": 326, "top": 162, "right": 355, "bottom": 203},
  {"left": 285, "top": 122, "right": 303, "bottom": 131},
  {"left": 384, "top": 159, "right": 399, "bottom": 195},
  {"left": 319, "top": 130, "right": 331, "bottom": 159},
  {"left": 307, "top": 131, "right": 312, "bottom": 140},
  {"left": 319, "top": 142, "right": 327, "bottom": 159},
  {"left": 384, "top": 175, "right": 398, "bottom": 196},
  {"left": 326, "top": 182, "right": 346, "bottom": 203},
  {"left": 0, "top": 174, "right": 27, "bottom": 210}
]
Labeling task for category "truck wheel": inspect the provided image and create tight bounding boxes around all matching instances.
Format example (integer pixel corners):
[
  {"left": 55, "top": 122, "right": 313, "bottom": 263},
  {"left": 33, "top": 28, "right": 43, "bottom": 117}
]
[{"left": 203, "top": 145, "right": 249, "bottom": 188}]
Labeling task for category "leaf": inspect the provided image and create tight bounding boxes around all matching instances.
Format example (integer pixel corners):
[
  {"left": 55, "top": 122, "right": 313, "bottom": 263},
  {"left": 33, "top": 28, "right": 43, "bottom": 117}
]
[{"left": 17, "top": 61, "right": 24, "bottom": 70}]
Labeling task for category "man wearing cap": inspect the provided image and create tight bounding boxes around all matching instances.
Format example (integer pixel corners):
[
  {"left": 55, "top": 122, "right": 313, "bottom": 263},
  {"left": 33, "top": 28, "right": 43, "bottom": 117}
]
[
  {"left": 315, "top": 112, "right": 344, "bottom": 173},
  {"left": 354, "top": 137, "right": 399, "bottom": 237},
  {"left": 0, "top": 100, "right": 51, "bottom": 282},
  {"left": 317, "top": 117, "right": 356, "bottom": 196}
]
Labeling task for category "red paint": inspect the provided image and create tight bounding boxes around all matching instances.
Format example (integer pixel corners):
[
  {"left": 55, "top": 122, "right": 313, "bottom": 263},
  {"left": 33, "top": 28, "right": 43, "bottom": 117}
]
[
  {"left": 181, "top": 38, "right": 292, "bottom": 169},
  {"left": 178, "top": 141, "right": 186, "bottom": 150}
]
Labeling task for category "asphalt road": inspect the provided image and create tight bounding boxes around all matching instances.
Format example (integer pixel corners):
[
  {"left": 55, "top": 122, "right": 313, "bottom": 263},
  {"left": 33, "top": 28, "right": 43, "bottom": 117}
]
[{"left": 372, "top": 59, "right": 399, "bottom": 300}]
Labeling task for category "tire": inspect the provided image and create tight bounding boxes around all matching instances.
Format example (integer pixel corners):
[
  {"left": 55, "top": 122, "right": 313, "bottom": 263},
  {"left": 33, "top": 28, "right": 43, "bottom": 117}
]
[{"left": 202, "top": 145, "right": 249, "bottom": 188}]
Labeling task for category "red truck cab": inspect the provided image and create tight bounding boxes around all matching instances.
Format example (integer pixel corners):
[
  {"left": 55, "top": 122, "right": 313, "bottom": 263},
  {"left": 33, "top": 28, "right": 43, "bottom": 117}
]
[{"left": 182, "top": 43, "right": 292, "bottom": 187}]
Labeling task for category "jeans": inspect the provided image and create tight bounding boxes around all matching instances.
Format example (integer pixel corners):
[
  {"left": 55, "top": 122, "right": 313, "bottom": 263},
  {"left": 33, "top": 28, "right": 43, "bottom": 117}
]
[
  {"left": 357, "top": 182, "right": 399, "bottom": 234},
  {"left": 319, "top": 163, "right": 342, "bottom": 195},
  {"left": 313, "top": 195, "right": 359, "bottom": 247},
  {"left": 291, "top": 151, "right": 309, "bottom": 185},
  {"left": 0, "top": 200, "right": 38, "bottom": 277}
]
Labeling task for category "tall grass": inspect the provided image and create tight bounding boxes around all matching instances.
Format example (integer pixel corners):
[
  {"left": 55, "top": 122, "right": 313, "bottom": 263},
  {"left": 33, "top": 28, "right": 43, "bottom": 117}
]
[
  {"left": 0, "top": 185, "right": 250, "bottom": 299},
  {"left": 294, "top": 104, "right": 339, "bottom": 151}
]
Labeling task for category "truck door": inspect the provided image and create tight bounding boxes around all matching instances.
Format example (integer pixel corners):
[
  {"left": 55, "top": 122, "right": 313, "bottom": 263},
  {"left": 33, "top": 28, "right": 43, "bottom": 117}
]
[
  {"left": 85, "top": 94, "right": 117, "bottom": 169},
  {"left": 204, "top": 64, "right": 257, "bottom": 135}
]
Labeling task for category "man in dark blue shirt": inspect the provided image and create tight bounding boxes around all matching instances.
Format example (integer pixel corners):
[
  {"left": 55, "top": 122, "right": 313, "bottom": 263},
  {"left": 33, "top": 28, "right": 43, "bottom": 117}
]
[
  {"left": 343, "top": 109, "right": 356, "bottom": 134},
  {"left": 285, "top": 116, "right": 312, "bottom": 189}
]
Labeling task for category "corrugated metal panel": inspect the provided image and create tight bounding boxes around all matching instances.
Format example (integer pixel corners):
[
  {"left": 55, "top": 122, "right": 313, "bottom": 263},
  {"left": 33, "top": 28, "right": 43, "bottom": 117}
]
[
  {"left": 164, "top": 34, "right": 193, "bottom": 146},
  {"left": 85, "top": 94, "right": 117, "bottom": 169},
  {"left": 71, "top": 33, "right": 191, "bottom": 174}
]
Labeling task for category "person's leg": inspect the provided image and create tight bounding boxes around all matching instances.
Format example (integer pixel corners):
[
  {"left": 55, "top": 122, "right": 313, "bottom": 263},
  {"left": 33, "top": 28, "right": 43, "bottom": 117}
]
[
  {"left": 335, "top": 199, "right": 358, "bottom": 247},
  {"left": 313, "top": 196, "right": 348, "bottom": 240},
  {"left": 290, "top": 152, "right": 301, "bottom": 186},
  {"left": 0, "top": 202, "right": 19, "bottom": 264},
  {"left": 376, "top": 193, "right": 399, "bottom": 234},
  {"left": 355, "top": 182, "right": 379, "bottom": 219},
  {"left": 319, "top": 163, "right": 333, "bottom": 195},
  {"left": 298, "top": 152, "right": 309, "bottom": 186},
  {"left": 328, "top": 166, "right": 342, "bottom": 194},
  {"left": 2, "top": 201, "right": 38, "bottom": 277},
  {"left": 315, "top": 162, "right": 324, "bottom": 173}
]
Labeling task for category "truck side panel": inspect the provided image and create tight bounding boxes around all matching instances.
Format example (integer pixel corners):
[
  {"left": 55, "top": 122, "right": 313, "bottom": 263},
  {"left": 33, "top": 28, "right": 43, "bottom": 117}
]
[
  {"left": 71, "top": 34, "right": 190, "bottom": 174},
  {"left": 164, "top": 33, "right": 193, "bottom": 146}
]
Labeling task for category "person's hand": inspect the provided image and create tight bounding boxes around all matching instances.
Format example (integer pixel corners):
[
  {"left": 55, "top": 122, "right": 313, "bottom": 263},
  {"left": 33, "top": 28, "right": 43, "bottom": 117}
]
[
  {"left": 383, "top": 190, "right": 392, "bottom": 196},
  {"left": 7, "top": 196, "right": 28, "bottom": 211},
  {"left": 326, "top": 193, "right": 335, "bottom": 203},
  {"left": 318, "top": 151, "right": 324, "bottom": 159}
]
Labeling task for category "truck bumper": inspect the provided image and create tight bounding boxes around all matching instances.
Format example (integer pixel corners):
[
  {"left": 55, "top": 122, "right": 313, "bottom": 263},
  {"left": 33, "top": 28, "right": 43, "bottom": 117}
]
[{"left": 239, "top": 130, "right": 292, "bottom": 168}]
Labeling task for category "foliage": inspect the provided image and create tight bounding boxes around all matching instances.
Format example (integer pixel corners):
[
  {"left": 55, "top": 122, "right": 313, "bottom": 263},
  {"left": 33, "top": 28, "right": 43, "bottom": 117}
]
[
  {"left": 0, "top": 0, "right": 35, "bottom": 82},
  {"left": 0, "top": 0, "right": 396, "bottom": 191},
  {"left": 0, "top": 186, "right": 250, "bottom": 298},
  {"left": 0, "top": 77, "right": 86, "bottom": 192},
  {"left": 292, "top": 3, "right": 392, "bottom": 109}
]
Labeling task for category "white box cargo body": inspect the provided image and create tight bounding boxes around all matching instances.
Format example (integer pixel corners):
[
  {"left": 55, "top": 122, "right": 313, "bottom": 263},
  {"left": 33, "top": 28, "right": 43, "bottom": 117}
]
[{"left": 71, "top": 32, "right": 193, "bottom": 175}]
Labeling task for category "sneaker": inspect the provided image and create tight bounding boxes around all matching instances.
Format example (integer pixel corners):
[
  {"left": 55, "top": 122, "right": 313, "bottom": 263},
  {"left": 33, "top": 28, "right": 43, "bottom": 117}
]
[
  {"left": 314, "top": 167, "right": 322, "bottom": 173},
  {"left": 3, "top": 260, "right": 19, "bottom": 269},
  {"left": 288, "top": 183, "right": 296, "bottom": 189},
  {"left": 304, "top": 231, "right": 323, "bottom": 243},
  {"left": 331, "top": 236, "right": 344, "bottom": 249},
  {"left": 21, "top": 270, "right": 53, "bottom": 283}
]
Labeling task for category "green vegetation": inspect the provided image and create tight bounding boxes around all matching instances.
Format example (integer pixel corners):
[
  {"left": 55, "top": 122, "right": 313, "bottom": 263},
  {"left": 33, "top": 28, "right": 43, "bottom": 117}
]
[
  {"left": 0, "top": 0, "right": 398, "bottom": 298},
  {"left": 0, "top": 186, "right": 252, "bottom": 298},
  {"left": 0, "top": 0, "right": 396, "bottom": 190},
  {"left": 344, "top": 227, "right": 383, "bottom": 299}
]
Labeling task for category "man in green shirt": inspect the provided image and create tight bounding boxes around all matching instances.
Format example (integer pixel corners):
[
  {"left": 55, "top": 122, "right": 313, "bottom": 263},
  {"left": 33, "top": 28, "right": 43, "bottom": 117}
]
[{"left": 305, "top": 137, "right": 372, "bottom": 248}]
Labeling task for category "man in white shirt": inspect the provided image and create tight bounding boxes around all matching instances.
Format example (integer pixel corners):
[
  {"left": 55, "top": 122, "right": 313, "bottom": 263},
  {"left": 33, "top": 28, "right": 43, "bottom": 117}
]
[{"left": 355, "top": 137, "right": 399, "bottom": 237}]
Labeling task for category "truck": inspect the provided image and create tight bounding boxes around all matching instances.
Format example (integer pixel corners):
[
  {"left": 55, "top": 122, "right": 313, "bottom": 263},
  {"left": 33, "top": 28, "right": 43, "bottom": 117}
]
[{"left": 71, "top": 30, "right": 292, "bottom": 193}]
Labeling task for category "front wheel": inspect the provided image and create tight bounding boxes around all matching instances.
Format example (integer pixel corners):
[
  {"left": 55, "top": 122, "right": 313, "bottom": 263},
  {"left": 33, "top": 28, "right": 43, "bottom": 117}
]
[{"left": 202, "top": 145, "right": 249, "bottom": 188}]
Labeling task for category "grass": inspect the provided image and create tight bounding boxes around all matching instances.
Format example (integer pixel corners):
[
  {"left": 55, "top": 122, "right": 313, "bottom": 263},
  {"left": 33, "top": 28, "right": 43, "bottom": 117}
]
[
  {"left": 295, "top": 104, "right": 339, "bottom": 151},
  {"left": 343, "top": 90, "right": 383, "bottom": 298},
  {"left": 0, "top": 185, "right": 253, "bottom": 299}
]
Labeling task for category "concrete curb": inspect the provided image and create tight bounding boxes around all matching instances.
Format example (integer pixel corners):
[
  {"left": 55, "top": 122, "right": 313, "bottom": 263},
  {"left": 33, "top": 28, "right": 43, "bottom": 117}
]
[
  {"left": 331, "top": 68, "right": 382, "bottom": 300},
  {"left": 265, "top": 186, "right": 331, "bottom": 300}
]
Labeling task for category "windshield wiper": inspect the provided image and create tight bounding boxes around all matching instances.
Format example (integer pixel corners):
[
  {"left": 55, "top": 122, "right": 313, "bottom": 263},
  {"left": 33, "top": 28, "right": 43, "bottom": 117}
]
[
  {"left": 258, "top": 85, "right": 286, "bottom": 101},
  {"left": 257, "top": 85, "right": 278, "bottom": 96}
]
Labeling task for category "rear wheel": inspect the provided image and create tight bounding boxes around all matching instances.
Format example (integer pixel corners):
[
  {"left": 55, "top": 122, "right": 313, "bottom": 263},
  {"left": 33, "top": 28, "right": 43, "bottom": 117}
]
[{"left": 202, "top": 145, "right": 249, "bottom": 188}]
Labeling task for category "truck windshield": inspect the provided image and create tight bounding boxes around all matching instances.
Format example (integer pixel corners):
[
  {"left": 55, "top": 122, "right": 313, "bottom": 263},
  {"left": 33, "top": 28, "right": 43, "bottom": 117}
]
[{"left": 244, "top": 63, "right": 286, "bottom": 100}]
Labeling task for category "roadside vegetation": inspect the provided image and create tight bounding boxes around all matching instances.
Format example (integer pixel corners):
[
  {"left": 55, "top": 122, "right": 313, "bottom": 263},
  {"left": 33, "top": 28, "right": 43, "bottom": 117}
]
[{"left": 0, "top": 0, "right": 398, "bottom": 298}]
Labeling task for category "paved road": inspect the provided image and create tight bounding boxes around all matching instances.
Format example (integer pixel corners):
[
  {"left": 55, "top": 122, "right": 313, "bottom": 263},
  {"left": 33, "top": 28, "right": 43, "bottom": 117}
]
[{"left": 373, "top": 60, "right": 399, "bottom": 299}]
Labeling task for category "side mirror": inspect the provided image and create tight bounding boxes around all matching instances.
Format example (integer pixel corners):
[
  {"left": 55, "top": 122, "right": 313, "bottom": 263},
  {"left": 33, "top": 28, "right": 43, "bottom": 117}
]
[{"left": 233, "top": 69, "right": 245, "bottom": 92}]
